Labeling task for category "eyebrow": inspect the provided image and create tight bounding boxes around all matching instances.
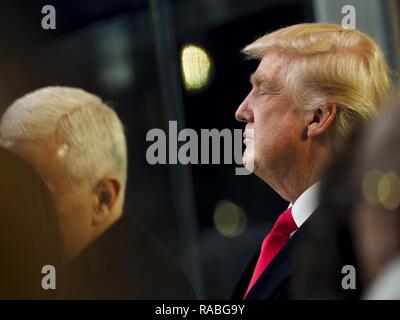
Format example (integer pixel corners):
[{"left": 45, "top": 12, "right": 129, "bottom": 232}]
[
  {"left": 250, "top": 72, "right": 283, "bottom": 94},
  {"left": 249, "top": 72, "right": 265, "bottom": 87}
]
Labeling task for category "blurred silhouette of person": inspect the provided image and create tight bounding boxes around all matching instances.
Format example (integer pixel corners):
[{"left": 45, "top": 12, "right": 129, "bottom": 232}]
[
  {"left": 350, "top": 90, "right": 400, "bottom": 299},
  {"left": 0, "top": 147, "right": 66, "bottom": 299},
  {"left": 294, "top": 89, "right": 400, "bottom": 299},
  {"left": 0, "top": 87, "right": 195, "bottom": 299},
  {"left": 233, "top": 23, "right": 392, "bottom": 299},
  {"left": 291, "top": 128, "right": 365, "bottom": 299}
]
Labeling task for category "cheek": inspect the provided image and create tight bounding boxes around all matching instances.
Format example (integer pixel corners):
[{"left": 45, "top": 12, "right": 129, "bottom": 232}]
[
  {"left": 254, "top": 115, "right": 299, "bottom": 154},
  {"left": 52, "top": 187, "right": 92, "bottom": 227},
  {"left": 253, "top": 109, "right": 276, "bottom": 146},
  {"left": 251, "top": 97, "right": 303, "bottom": 157}
]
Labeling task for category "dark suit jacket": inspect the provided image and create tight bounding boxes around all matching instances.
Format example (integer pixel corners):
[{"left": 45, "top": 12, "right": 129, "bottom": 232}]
[
  {"left": 230, "top": 210, "right": 316, "bottom": 300},
  {"left": 231, "top": 207, "right": 362, "bottom": 300},
  {"left": 67, "top": 215, "right": 196, "bottom": 299}
]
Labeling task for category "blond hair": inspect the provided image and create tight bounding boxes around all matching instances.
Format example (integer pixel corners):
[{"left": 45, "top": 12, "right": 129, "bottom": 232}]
[
  {"left": 243, "top": 23, "right": 392, "bottom": 149},
  {"left": 0, "top": 86, "right": 127, "bottom": 189}
]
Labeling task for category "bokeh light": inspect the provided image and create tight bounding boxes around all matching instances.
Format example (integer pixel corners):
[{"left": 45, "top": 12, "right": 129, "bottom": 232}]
[
  {"left": 362, "top": 170, "right": 400, "bottom": 210},
  {"left": 362, "top": 170, "right": 383, "bottom": 206},
  {"left": 213, "top": 200, "right": 247, "bottom": 237},
  {"left": 378, "top": 172, "right": 400, "bottom": 210},
  {"left": 180, "top": 44, "right": 212, "bottom": 91}
]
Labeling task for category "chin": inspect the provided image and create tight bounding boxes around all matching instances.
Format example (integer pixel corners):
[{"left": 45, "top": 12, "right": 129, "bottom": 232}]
[{"left": 242, "top": 150, "right": 256, "bottom": 173}]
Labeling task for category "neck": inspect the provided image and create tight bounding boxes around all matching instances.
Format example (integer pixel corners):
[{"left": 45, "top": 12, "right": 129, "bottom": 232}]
[{"left": 270, "top": 142, "right": 331, "bottom": 203}]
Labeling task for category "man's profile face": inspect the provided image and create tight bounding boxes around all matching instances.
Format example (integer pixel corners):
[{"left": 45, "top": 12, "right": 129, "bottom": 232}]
[{"left": 235, "top": 52, "right": 305, "bottom": 193}]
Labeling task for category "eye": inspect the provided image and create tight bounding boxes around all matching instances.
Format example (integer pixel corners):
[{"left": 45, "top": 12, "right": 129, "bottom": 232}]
[
  {"left": 260, "top": 90, "right": 270, "bottom": 96},
  {"left": 260, "top": 83, "right": 281, "bottom": 96}
]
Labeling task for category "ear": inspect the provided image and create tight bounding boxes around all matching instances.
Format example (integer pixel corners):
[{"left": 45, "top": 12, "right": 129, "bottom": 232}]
[
  {"left": 306, "top": 103, "right": 337, "bottom": 139},
  {"left": 92, "top": 176, "right": 122, "bottom": 226}
]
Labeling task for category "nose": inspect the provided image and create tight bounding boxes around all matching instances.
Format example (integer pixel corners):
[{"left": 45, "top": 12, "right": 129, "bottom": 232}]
[{"left": 235, "top": 94, "right": 253, "bottom": 123}]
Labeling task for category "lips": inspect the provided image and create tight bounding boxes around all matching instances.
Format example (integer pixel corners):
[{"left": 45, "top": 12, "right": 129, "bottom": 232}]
[
  {"left": 243, "top": 130, "right": 254, "bottom": 145},
  {"left": 243, "top": 137, "right": 253, "bottom": 146}
]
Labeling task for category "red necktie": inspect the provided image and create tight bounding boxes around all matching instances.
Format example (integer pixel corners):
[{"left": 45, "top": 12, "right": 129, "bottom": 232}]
[{"left": 244, "top": 207, "right": 297, "bottom": 298}]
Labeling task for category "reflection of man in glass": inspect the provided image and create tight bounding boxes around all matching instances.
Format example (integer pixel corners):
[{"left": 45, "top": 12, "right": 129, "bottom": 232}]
[{"left": 0, "top": 87, "right": 194, "bottom": 299}]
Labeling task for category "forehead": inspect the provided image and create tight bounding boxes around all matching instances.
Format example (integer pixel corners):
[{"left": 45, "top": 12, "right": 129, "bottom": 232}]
[{"left": 250, "top": 52, "right": 290, "bottom": 87}]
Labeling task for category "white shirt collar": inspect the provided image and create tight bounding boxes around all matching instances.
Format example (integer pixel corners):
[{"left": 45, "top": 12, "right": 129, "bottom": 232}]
[{"left": 289, "top": 181, "right": 321, "bottom": 229}]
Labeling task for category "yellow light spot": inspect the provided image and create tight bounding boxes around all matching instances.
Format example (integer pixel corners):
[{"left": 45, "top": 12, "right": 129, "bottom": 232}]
[
  {"left": 378, "top": 172, "right": 400, "bottom": 210},
  {"left": 213, "top": 200, "right": 247, "bottom": 238},
  {"left": 180, "top": 44, "right": 212, "bottom": 91},
  {"left": 362, "top": 170, "right": 382, "bottom": 206}
]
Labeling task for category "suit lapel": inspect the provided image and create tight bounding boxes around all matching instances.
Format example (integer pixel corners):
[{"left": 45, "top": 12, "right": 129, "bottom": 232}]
[
  {"left": 244, "top": 225, "right": 304, "bottom": 299},
  {"left": 231, "top": 208, "right": 320, "bottom": 300},
  {"left": 245, "top": 210, "right": 319, "bottom": 300}
]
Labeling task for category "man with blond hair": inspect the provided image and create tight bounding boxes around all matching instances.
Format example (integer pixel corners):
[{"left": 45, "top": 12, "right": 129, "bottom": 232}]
[
  {"left": 0, "top": 87, "right": 194, "bottom": 299},
  {"left": 233, "top": 23, "right": 392, "bottom": 300}
]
